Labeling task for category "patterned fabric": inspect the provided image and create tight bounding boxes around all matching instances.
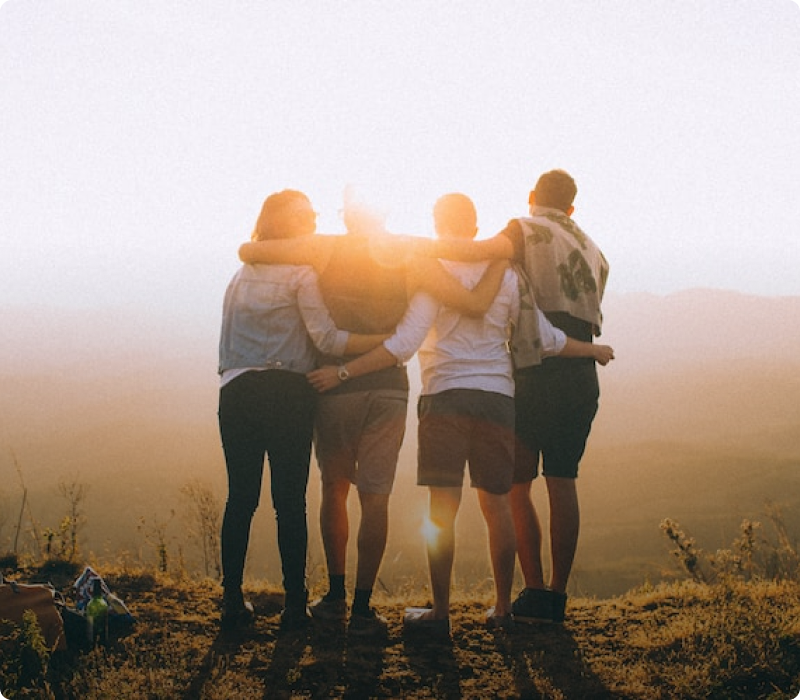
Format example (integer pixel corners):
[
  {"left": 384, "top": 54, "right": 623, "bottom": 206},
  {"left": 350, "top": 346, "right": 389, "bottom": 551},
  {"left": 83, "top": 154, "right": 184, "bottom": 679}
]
[
  {"left": 516, "top": 206, "right": 609, "bottom": 335},
  {"left": 508, "top": 263, "right": 543, "bottom": 370}
]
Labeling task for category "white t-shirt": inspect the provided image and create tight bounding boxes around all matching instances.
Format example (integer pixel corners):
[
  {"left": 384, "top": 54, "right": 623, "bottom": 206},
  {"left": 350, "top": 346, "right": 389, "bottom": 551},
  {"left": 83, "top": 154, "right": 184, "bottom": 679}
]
[{"left": 383, "top": 262, "right": 566, "bottom": 397}]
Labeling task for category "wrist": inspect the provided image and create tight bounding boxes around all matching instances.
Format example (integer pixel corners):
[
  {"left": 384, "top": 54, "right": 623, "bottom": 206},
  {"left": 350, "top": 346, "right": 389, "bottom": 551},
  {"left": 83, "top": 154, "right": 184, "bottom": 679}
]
[{"left": 336, "top": 364, "right": 350, "bottom": 382}]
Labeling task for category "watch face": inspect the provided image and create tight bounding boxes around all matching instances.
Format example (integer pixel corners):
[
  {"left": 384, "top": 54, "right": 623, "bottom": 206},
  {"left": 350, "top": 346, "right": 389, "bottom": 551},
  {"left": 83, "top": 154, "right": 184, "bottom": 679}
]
[{"left": 337, "top": 366, "right": 349, "bottom": 381}]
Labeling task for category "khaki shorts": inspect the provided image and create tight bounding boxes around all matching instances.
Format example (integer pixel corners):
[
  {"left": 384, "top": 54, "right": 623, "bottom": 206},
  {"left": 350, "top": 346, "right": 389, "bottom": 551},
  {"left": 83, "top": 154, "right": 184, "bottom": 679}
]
[{"left": 314, "top": 389, "right": 408, "bottom": 495}]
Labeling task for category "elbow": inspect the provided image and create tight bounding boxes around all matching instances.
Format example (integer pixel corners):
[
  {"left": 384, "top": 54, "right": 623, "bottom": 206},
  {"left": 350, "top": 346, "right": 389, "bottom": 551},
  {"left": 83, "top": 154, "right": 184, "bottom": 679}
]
[{"left": 238, "top": 243, "right": 256, "bottom": 263}]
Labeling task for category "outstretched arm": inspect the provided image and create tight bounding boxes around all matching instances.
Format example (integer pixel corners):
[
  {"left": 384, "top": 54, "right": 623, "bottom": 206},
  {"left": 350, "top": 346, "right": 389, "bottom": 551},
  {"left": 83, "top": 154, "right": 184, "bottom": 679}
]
[
  {"left": 536, "top": 309, "right": 615, "bottom": 366},
  {"left": 307, "top": 291, "right": 437, "bottom": 393},
  {"left": 408, "top": 257, "right": 508, "bottom": 317},
  {"left": 343, "top": 332, "right": 391, "bottom": 355},
  {"left": 307, "top": 346, "right": 400, "bottom": 394}
]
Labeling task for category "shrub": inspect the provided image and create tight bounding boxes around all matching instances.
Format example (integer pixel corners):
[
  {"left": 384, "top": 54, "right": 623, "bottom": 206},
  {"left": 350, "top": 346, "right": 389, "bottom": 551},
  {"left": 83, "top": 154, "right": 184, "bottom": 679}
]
[{"left": 0, "top": 609, "right": 53, "bottom": 698}]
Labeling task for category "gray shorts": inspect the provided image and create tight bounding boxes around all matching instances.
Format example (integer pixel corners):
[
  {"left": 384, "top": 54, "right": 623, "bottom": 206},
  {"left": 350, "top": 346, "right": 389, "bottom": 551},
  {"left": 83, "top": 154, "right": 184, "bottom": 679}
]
[
  {"left": 417, "top": 389, "right": 515, "bottom": 495},
  {"left": 314, "top": 389, "right": 408, "bottom": 495}
]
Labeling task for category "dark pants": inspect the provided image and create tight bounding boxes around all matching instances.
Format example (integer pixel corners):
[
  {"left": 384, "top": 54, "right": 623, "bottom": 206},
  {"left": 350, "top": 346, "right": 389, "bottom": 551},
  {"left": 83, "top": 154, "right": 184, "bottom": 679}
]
[{"left": 218, "top": 370, "right": 317, "bottom": 604}]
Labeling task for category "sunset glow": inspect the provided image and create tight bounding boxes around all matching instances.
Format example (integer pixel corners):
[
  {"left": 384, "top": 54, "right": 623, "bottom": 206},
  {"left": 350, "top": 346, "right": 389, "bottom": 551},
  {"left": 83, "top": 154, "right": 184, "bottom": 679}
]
[
  {"left": 2, "top": 2, "right": 799, "bottom": 319},
  {"left": 1, "top": 0, "right": 799, "bottom": 607}
]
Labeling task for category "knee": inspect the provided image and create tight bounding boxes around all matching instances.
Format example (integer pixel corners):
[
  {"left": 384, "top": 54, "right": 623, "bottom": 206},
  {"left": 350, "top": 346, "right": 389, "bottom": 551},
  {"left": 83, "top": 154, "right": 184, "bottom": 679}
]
[{"left": 227, "top": 490, "right": 260, "bottom": 518}]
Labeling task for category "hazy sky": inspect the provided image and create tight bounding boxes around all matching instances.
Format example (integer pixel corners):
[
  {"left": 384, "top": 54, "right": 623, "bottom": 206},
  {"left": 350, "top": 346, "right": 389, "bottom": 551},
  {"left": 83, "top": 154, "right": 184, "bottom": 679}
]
[{"left": 2, "top": 1, "right": 799, "bottom": 324}]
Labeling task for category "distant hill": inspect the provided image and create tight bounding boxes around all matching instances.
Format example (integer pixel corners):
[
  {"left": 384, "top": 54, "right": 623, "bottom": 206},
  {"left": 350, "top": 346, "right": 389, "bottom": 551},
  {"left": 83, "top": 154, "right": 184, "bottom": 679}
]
[{"left": 1, "top": 289, "right": 799, "bottom": 596}]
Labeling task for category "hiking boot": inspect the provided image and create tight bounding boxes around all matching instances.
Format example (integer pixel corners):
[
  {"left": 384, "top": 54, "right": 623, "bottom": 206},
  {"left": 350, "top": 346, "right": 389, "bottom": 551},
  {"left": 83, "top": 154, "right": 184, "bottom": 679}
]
[
  {"left": 348, "top": 607, "right": 389, "bottom": 637},
  {"left": 309, "top": 596, "right": 348, "bottom": 622},
  {"left": 221, "top": 599, "right": 255, "bottom": 631},
  {"left": 512, "top": 588, "right": 567, "bottom": 624}
]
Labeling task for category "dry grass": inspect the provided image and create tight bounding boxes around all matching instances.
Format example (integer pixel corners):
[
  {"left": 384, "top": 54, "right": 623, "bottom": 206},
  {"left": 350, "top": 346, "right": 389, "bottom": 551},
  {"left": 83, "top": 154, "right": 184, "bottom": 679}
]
[{"left": 3, "top": 564, "right": 800, "bottom": 699}]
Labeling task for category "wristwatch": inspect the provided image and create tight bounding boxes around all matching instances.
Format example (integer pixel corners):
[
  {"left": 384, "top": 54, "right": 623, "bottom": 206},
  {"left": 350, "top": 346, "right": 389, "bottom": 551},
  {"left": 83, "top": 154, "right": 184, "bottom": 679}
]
[{"left": 337, "top": 364, "right": 350, "bottom": 382}]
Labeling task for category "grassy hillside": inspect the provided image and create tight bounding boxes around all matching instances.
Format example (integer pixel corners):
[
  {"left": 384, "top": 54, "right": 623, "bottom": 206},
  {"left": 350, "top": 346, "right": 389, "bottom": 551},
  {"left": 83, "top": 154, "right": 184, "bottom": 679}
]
[{"left": 2, "top": 563, "right": 799, "bottom": 699}]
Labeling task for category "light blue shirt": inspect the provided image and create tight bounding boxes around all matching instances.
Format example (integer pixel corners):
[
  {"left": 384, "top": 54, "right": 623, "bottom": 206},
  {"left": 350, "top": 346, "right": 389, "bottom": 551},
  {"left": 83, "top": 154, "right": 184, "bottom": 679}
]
[{"left": 218, "top": 264, "right": 349, "bottom": 384}]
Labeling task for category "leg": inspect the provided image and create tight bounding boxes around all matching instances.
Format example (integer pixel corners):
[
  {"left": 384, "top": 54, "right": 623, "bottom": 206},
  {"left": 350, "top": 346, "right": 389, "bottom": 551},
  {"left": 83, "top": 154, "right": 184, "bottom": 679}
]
[
  {"left": 509, "top": 481, "right": 546, "bottom": 590},
  {"left": 425, "top": 486, "right": 461, "bottom": 618},
  {"left": 218, "top": 378, "right": 265, "bottom": 604},
  {"left": 266, "top": 373, "right": 316, "bottom": 604},
  {"left": 545, "top": 476, "right": 580, "bottom": 593},
  {"left": 350, "top": 389, "right": 407, "bottom": 607},
  {"left": 477, "top": 488, "right": 516, "bottom": 617},
  {"left": 309, "top": 475, "right": 352, "bottom": 622},
  {"left": 267, "top": 410, "right": 313, "bottom": 607},
  {"left": 354, "top": 490, "right": 390, "bottom": 592},
  {"left": 541, "top": 361, "right": 597, "bottom": 593},
  {"left": 219, "top": 448, "right": 263, "bottom": 603},
  {"left": 320, "top": 477, "right": 352, "bottom": 580}
]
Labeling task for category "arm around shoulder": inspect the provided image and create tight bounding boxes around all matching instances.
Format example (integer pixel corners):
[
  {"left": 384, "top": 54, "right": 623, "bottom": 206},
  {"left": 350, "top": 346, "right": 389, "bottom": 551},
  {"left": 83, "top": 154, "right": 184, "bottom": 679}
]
[
  {"left": 238, "top": 235, "right": 331, "bottom": 270},
  {"left": 410, "top": 258, "right": 508, "bottom": 317},
  {"left": 428, "top": 232, "right": 513, "bottom": 262}
]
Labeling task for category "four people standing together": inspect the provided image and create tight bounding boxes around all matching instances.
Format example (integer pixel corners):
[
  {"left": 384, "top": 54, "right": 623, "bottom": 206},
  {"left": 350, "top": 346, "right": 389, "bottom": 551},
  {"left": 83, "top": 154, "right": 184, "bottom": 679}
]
[{"left": 218, "top": 169, "right": 613, "bottom": 637}]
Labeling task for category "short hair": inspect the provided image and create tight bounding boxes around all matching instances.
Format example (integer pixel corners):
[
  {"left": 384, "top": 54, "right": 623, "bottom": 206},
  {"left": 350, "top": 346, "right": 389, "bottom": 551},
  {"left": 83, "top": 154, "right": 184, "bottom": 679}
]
[
  {"left": 433, "top": 193, "right": 477, "bottom": 239},
  {"left": 252, "top": 189, "right": 312, "bottom": 241},
  {"left": 532, "top": 169, "right": 577, "bottom": 212}
]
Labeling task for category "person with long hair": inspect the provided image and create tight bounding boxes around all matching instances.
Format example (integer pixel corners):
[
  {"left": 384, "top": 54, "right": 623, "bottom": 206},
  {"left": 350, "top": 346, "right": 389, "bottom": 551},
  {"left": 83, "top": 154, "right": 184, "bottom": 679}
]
[{"left": 218, "top": 190, "right": 387, "bottom": 632}]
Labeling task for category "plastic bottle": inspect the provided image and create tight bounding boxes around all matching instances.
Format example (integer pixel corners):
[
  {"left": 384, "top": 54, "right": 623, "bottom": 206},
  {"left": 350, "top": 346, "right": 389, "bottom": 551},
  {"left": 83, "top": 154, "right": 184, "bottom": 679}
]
[{"left": 86, "top": 578, "right": 109, "bottom": 646}]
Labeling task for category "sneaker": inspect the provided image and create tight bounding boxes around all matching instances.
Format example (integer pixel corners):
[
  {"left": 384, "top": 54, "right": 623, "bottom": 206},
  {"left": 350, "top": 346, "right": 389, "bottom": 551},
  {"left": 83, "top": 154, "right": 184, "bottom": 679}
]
[
  {"left": 403, "top": 607, "right": 450, "bottom": 638},
  {"left": 348, "top": 607, "right": 389, "bottom": 637},
  {"left": 309, "top": 596, "right": 348, "bottom": 622},
  {"left": 279, "top": 605, "right": 311, "bottom": 633},
  {"left": 221, "top": 600, "right": 255, "bottom": 631},
  {"left": 485, "top": 607, "right": 514, "bottom": 631},
  {"left": 550, "top": 590, "right": 567, "bottom": 623},
  {"left": 512, "top": 588, "right": 567, "bottom": 624}
]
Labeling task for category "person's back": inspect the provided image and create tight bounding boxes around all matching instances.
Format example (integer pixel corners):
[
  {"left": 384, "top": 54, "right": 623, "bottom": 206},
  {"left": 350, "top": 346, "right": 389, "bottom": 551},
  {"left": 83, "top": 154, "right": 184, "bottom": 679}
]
[
  {"left": 218, "top": 190, "right": 339, "bottom": 634},
  {"left": 513, "top": 171, "right": 608, "bottom": 339},
  {"left": 317, "top": 234, "right": 410, "bottom": 394},
  {"left": 318, "top": 232, "right": 408, "bottom": 333},
  {"left": 405, "top": 193, "right": 519, "bottom": 632},
  {"left": 418, "top": 259, "right": 517, "bottom": 397},
  {"left": 310, "top": 196, "right": 414, "bottom": 636},
  {"left": 508, "top": 170, "right": 609, "bottom": 626},
  {"left": 220, "top": 264, "right": 347, "bottom": 376}
]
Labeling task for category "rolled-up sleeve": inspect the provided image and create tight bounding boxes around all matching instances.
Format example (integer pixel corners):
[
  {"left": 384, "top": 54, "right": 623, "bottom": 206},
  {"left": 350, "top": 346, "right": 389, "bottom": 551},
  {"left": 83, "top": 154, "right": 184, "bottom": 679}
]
[
  {"left": 297, "top": 267, "right": 350, "bottom": 357},
  {"left": 538, "top": 309, "right": 567, "bottom": 357},
  {"left": 382, "top": 291, "right": 438, "bottom": 363}
]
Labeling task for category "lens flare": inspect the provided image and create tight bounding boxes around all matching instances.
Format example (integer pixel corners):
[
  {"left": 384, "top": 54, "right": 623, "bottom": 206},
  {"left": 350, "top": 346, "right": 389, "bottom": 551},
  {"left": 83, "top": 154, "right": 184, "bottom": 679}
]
[{"left": 421, "top": 516, "right": 440, "bottom": 548}]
